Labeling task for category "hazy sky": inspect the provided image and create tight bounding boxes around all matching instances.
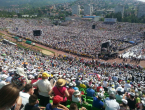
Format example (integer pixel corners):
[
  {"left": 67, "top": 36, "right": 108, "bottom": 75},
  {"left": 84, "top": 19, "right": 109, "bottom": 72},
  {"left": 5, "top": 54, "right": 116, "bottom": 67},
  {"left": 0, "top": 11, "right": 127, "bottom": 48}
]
[{"left": 138, "top": 0, "right": 145, "bottom": 2}]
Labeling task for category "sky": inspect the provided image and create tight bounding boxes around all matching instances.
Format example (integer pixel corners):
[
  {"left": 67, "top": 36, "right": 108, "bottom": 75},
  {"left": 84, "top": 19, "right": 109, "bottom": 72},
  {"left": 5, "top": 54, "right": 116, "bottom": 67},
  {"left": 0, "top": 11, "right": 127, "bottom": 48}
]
[{"left": 138, "top": 0, "right": 145, "bottom": 2}]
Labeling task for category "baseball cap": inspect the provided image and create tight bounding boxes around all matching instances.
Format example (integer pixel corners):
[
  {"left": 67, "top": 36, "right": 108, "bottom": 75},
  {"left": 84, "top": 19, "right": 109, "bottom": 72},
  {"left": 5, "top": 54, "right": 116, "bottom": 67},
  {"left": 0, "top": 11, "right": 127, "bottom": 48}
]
[
  {"left": 53, "top": 95, "right": 63, "bottom": 104},
  {"left": 98, "top": 93, "right": 104, "bottom": 99}
]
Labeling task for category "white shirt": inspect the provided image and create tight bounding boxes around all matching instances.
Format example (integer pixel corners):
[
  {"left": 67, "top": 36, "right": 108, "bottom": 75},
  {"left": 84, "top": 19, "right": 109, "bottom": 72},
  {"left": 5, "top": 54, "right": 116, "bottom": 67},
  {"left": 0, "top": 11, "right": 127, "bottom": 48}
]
[
  {"left": 103, "top": 81, "right": 108, "bottom": 88},
  {"left": 33, "top": 79, "right": 52, "bottom": 97},
  {"left": 0, "top": 80, "right": 7, "bottom": 89},
  {"left": 19, "top": 92, "right": 30, "bottom": 108},
  {"left": 124, "top": 83, "right": 131, "bottom": 91},
  {"left": 105, "top": 99, "right": 120, "bottom": 110}
]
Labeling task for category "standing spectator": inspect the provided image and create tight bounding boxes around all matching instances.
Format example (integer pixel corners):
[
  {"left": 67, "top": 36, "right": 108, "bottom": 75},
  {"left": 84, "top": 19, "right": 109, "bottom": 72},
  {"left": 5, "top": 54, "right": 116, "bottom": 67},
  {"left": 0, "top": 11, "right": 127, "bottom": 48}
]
[
  {"left": 49, "top": 79, "right": 69, "bottom": 106},
  {"left": 120, "top": 99, "right": 129, "bottom": 110},
  {"left": 33, "top": 72, "right": 52, "bottom": 106},
  {"left": 97, "top": 84, "right": 103, "bottom": 92},
  {"left": 124, "top": 80, "right": 131, "bottom": 92},
  {"left": 11, "top": 68, "right": 29, "bottom": 90}
]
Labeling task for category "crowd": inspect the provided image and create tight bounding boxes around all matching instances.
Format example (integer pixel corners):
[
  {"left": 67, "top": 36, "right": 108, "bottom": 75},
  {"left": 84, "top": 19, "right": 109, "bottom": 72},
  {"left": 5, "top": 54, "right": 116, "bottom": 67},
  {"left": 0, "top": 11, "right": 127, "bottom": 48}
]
[
  {"left": 119, "top": 42, "right": 145, "bottom": 61},
  {"left": 0, "top": 41, "right": 145, "bottom": 110},
  {"left": 0, "top": 18, "right": 144, "bottom": 58}
]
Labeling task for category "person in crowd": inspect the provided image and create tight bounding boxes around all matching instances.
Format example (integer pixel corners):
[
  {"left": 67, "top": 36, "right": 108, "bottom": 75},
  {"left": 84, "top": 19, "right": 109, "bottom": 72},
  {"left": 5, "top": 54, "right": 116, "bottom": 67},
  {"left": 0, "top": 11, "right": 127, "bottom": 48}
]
[
  {"left": 104, "top": 93, "right": 120, "bottom": 110},
  {"left": 123, "top": 92, "right": 136, "bottom": 110},
  {"left": 86, "top": 84, "right": 95, "bottom": 97},
  {"left": 0, "top": 74, "right": 8, "bottom": 89},
  {"left": 103, "top": 79, "right": 108, "bottom": 91},
  {"left": 24, "top": 94, "right": 45, "bottom": 110},
  {"left": 67, "top": 83, "right": 75, "bottom": 101},
  {"left": 33, "top": 72, "right": 52, "bottom": 106},
  {"left": 124, "top": 80, "right": 131, "bottom": 92},
  {"left": 6, "top": 72, "right": 14, "bottom": 83},
  {"left": 46, "top": 95, "right": 69, "bottom": 110},
  {"left": 119, "top": 99, "right": 129, "bottom": 110},
  {"left": 97, "top": 84, "right": 104, "bottom": 92},
  {"left": 0, "top": 84, "right": 21, "bottom": 110},
  {"left": 115, "top": 89, "right": 123, "bottom": 101},
  {"left": 69, "top": 103, "right": 86, "bottom": 110},
  {"left": 11, "top": 68, "right": 29, "bottom": 90},
  {"left": 72, "top": 90, "right": 82, "bottom": 103},
  {"left": 92, "top": 93, "right": 104, "bottom": 109},
  {"left": 49, "top": 79, "right": 69, "bottom": 106},
  {"left": 20, "top": 84, "right": 34, "bottom": 109}
]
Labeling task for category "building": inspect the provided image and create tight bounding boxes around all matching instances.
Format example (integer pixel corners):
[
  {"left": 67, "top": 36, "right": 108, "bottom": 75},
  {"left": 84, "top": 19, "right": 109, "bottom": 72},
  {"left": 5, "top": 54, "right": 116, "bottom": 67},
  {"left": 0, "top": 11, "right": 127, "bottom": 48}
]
[
  {"left": 84, "top": 4, "right": 93, "bottom": 16},
  {"left": 115, "top": 5, "right": 124, "bottom": 18},
  {"left": 82, "top": 16, "right": 101, "bottom": 21},
  {"left": 71, "top": 5, "right": 80, "bottom": 15},
  {"left": 137, "top": 4, "right": 145, "bottom": 18}
]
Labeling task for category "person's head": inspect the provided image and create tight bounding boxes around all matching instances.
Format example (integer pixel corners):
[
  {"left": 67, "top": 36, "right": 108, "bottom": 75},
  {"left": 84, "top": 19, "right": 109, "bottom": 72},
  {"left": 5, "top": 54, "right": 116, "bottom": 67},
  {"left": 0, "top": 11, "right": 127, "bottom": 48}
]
[
  {"left": 56, "top": 79, "right": 67, "bottom": 87},
  {"left": 98, "top": 93, "right": 104, "bottom": 100},
  {"left": 1, "top": 74, "right": 8, "bottom": 81},
  {"left": 122, "top": 99, "right": 128, "bottom": 107},
  {"left": 117, "top": 91, "right": 122, "bottom": 95},
  {"left": 73, "top": 90, "right": 81, "bottom": 97},
  {"left": 69, "top": 103, "right": 78, "bottom": 110},
  {"left": 29, "top": 94, "right": 38, "bottom": 105},
  {"left": 16, "top": 68, "right": 25, "bottom": 76},
  {"left": 53, "top": 95, "right": 63, "bottom": 106},
  {"left": 130, "top": 92, "right": 135, "bottom": 99},
  {"left": 42, "top": 72, "right": 50, "bottom": 79},
  {"left": 69, "top": 83, "right": 73, "bottom": 88},
  {"left": 0, "top": 84, "right": 19, "bottom": 110},
  {"left": 24, "top": 84, "right": 34, "bottom": 95},
  {"left": 109, "top": 93, "right": 116, "bottom": 99},
  {"left": 34, "top": 75, "right": 38, "bottom": 80}
]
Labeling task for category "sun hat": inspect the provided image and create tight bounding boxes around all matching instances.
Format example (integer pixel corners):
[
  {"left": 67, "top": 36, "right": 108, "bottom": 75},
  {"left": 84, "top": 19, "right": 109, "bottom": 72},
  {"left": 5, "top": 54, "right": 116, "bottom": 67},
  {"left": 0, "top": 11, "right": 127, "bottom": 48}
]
[
  {"left": 56, "top": 79, "right": 67, "bottom": 87},
  {"left": 122, "top": 99, "right": 128, "bottom": 104},
  {"left": 53, "top": 95, "right": 63, "bottom": 104},
  {"left": 69, "top": 83, "right": 73, "bottom": 87},
  {"left": 42, "top": 72, "right": 50, "bottom": 78},
  {"left": 73, "top": 90, "right": 81, "bottom": 96},
  {"left": 1, "top": 74, "right": 8, "bottom": 80},
  {"left": 16, "top": 68, "right": 25, "bottom": 76}
]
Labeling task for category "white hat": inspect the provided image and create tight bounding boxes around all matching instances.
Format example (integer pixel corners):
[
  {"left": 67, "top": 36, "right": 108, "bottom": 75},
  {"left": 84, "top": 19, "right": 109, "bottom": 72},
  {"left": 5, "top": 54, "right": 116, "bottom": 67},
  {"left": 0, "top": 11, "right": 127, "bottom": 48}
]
[
  {"left": 141, "top": 100, "right": 145, "bottom": 106},
  {"left": 1, "top": 74, "right": 8, "bottom": 80},
  {"left": 69, "top": 83, "right": 73, "bottom": 87},
  {"left": 122, "top": 99, "right": 128, "bottom": 104},
  {"left": 73, "top": 90, "right": 81, "bottom": 96},
  {"left": 98, "top": 93, "right": 104, "bottom": 99},
  {"left": 130, "top": 92, "right": 135, "bottom": 97},
  {"left": 16, "top": 68, "right": 25, "bottom": 76}
]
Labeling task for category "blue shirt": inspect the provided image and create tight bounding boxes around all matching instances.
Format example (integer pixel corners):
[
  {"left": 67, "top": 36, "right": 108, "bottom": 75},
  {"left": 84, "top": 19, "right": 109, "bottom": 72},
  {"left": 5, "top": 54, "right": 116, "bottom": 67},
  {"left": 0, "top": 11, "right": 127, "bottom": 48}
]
[
  {"left": 6, "top": 76, "right": 12, "bottom": 82},
  {"left": 73, "top": 87, "right": 79, "bottom": 91},
  {"left": 46, "top": 103, "right": 62, "bottom": 110},
  {"left": 86, "top": 88, "right": 95, "bottom": 97},
  {"left": 93, "top": 97, "right": 104, "bottom": 109}
]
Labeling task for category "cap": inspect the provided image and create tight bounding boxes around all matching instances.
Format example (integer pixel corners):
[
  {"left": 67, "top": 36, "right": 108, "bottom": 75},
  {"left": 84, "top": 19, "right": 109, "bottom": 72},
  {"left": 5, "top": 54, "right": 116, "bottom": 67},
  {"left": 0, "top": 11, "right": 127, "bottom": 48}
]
[
  {"left": 1, "top": 74, "right": 8, "bottom": 80},
  {"left": 53, "top": 95, "right": 63, "bottom": 104},
  {"left": 130, "top": 92, "right": 135, "bottom": 97},
  {"left": 73, "top": 90, "right": 81, "bottom": 96},
  {"left": 42, "top": 72, "right": 50, "bottom": 78},
  {"left": 98, "top": 93, "right": 104, "bottom": 99},
  {"left": 122, "top": 99, "right": 128, "bottom": 104},
  {"left": 69, "top": 83, "right": 73, "bottom": 87}
]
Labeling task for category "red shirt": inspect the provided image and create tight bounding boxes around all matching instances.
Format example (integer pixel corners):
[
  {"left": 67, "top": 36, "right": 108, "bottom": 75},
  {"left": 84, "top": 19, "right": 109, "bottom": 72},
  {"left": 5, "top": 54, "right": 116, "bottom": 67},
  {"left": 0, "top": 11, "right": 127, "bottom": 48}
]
[
  {"left": 97, "top": 86, "right": 103, "bottom": 92},
  {"left": 67, "top": 88, "right": 75, "bottom": 101}
]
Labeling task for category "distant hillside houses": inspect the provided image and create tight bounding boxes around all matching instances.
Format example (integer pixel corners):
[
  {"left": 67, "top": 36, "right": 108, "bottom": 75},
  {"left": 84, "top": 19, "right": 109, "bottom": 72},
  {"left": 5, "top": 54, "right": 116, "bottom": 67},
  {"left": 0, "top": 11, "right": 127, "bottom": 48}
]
[{"left": 21, "top": 15, "right": 37, "bottom": 18}]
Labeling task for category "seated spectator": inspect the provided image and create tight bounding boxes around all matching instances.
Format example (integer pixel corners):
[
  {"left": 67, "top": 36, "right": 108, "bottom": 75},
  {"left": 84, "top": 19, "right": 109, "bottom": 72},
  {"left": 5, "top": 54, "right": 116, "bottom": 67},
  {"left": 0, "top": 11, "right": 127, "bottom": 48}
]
[
  {"left": 33, "top": 72, "right": 52, "bottom": 106},
  {"left": 92, "top": 93, "right": 104, "bottom": 109},
  {"left": 20, "top": 84, "right": 34, "bottom": 109},
  {"left": 6, "top": 72, "right": 14, "bottom": 83},
  {"left": 120, "top": 99, "right": 129, "bottom": 110},
  {"left": 72, "top": 82, "right": 79, "bottom": 91},
  {"left": 49, "top": 79, "right": 69, "bottom": 106},
  {"left": 69, "top": 103, "right": 86, "bottom": 110},
  {"left": 46, "top": 95, "right": 69, "bottom": 110},
  {"left": 24, "top": 94, "right": 44, "bottom": 110},
  {"left": 0, "top": 84, "right": 21, "bottom": 110},
  {"left": 115, "top": 90, "right": 123, "bottom": 101},
  {"left": 97, "top": 84, "right": 103, "bottom": 92},
  {"left": 86, "top": 84, "right": 95, "bottom": 97},
  {"left": 72, "top": 90, "right": 81, "bottom": 103},
  {"left": 67, "top": 83, "right": 75, "bottom": 101},
  {"left": 0, "top": 74, "right": 8, "bottom": 89},
  {"left": 104, "top": 93, "right": 120, "bottom": 110}
]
